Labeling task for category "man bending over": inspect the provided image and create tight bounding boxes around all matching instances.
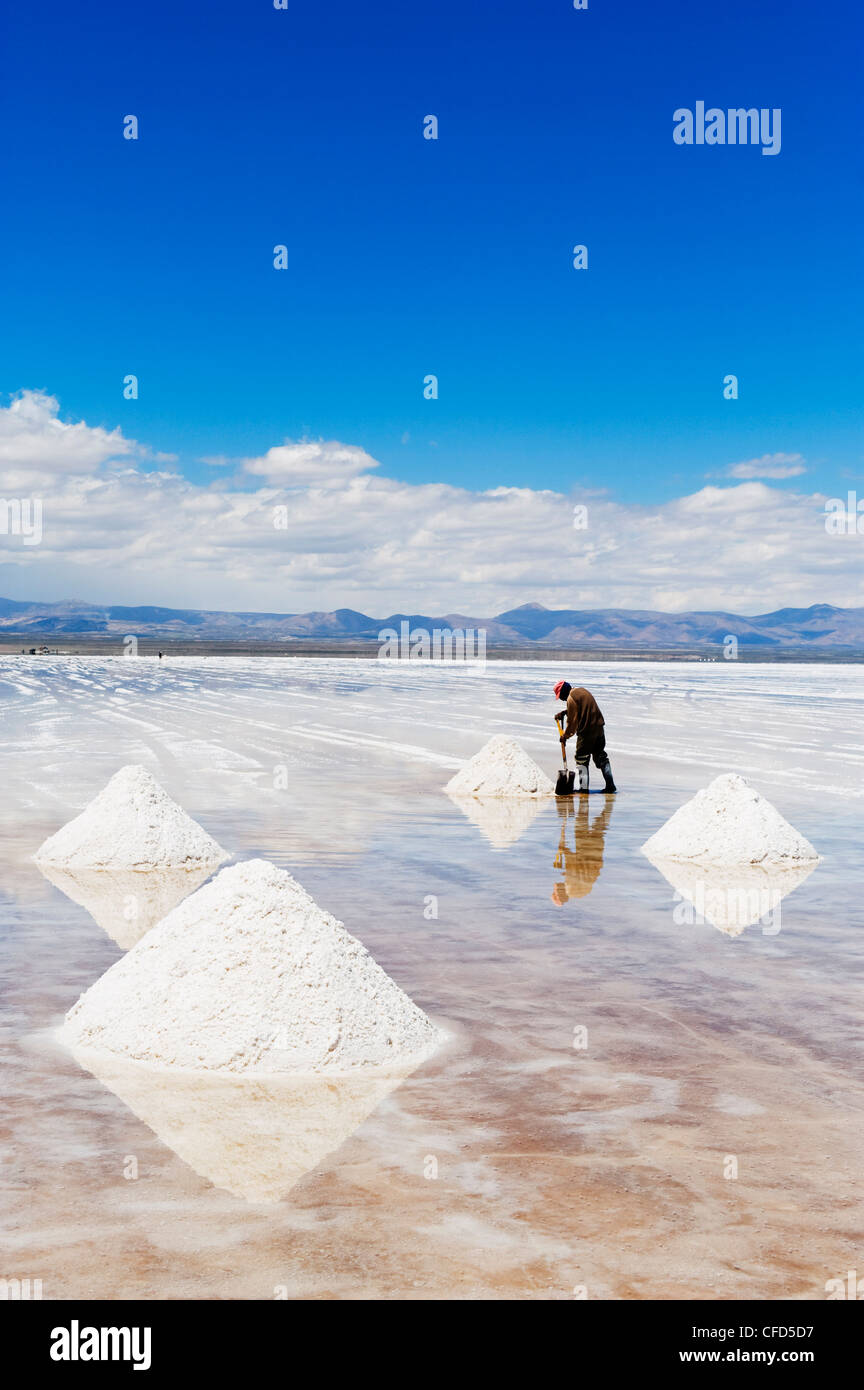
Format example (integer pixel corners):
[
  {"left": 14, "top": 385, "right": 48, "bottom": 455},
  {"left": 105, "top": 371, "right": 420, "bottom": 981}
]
[{"left": 554, "top": 679, "right": 617, "bottom": 794}]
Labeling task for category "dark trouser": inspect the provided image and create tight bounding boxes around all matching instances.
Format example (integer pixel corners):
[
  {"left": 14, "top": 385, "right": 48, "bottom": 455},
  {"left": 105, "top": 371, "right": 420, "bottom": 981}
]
[{"left": 574, "top": 728, "right": 608, "bottom": 769}]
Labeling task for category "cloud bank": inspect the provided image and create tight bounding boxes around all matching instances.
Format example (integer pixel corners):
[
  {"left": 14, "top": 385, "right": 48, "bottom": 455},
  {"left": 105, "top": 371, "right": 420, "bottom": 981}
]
[{"left": 0, "top": 391, "right": 860, "bottom": 616}]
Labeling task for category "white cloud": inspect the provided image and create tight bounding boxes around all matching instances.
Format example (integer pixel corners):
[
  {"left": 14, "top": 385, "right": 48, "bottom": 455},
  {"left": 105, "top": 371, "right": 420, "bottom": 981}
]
[
  {"left": 0, "top": 393, "right": 860, "bottom": 615},
  {"left": 726, "top": 452, "right": 807, "bottom": 480},
  {"left": 0, "top": 390, "right": 134, "bottom": 484},
  {"left": 243, "top": 439, "right": 380, "bottom": 486}
]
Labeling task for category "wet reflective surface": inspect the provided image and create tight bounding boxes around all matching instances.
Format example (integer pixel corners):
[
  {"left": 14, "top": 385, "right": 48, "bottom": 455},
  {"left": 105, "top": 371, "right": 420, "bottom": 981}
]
[
  {"left": 1, "top": 657, "right": 862, "bottom": 1299},
  {"left": 35, "top": 861, "right": 220, "bottom": 948},
  {"left": 68, "top": 1049, "right": 419, "bottom": 1204},
  {"left": 642, "top": 855, "right": 819, "bottom": 936},
  {"left": 551, "top": 794, "right": 615, "bottom": 905},
  {"left": 445, "top": 789, "right": 549, "bottom": 850}
]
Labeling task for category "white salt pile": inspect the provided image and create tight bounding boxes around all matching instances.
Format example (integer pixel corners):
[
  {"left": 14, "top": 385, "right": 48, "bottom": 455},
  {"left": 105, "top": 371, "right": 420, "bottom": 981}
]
[
  {"left": 445, "top": 734, "right": 554, "bottom": 799},
  {"left": 641, "top": 773, "right": 820, "bottom": 866},
  {"left": 64, "top": 858, "right": 440, "bottom": 1074},
  {"left": 34, "top": 765, "right": 227, "bottom": 871}
]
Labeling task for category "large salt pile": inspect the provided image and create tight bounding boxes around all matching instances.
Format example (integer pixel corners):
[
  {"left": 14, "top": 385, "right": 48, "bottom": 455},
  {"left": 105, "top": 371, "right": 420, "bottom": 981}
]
[
  {"left": 641, "top": 773, "right": 820, "bottom": 866},
  {"left": 445, "top": 734, "right": 554, "bottom": 799},
  {"left": 34, "top": 765, "right": 227, "bottom": 871},
  {"left": 63, "top": 858, "right": 440, "bottom": 1074}
]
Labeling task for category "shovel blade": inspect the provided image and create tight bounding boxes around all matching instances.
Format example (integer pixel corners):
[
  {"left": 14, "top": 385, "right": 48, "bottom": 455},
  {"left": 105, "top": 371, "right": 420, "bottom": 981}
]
[{"left": 555, "top": 769, "right": 573, "bottom": 796}]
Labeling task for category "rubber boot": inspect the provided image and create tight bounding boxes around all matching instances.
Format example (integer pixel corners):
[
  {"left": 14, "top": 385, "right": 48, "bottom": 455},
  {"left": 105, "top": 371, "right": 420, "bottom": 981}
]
[
  {"left": 576, "top": 763, "right": 589, "bottom": 794},
  {"left": 600, "top": 760, "right": 617, "bottom": 793}
]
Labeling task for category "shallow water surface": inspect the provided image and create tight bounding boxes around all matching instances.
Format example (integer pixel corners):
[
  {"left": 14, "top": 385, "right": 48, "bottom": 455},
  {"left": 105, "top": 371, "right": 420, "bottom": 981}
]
[{"left": 1, "top": 657, "right": 862, "bottom": 1299}]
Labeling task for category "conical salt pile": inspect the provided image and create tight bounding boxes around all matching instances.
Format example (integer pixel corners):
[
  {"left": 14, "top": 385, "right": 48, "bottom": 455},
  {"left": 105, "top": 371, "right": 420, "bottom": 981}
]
[
  {"left": 63, "top": 859, "right": 441, "bottom": 1074},
  {"left": 445, "top": 734, "right": 554, "bottom": 799},
  {"left": 641, "top": 773, "right": 820, "bottom": 866},
  {"left": 34, "top": 765, "right": 227, "bottom": 871}
]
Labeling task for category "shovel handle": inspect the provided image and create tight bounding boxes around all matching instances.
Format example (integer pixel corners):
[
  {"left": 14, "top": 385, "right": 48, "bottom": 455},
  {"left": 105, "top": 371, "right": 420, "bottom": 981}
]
[{"left": 555, "top": 711, "right": 568, "bottom": 765}]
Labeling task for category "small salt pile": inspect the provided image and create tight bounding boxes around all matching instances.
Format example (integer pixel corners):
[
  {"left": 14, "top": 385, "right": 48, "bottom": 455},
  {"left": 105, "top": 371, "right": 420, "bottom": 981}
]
[
  {"left": 641, "top": 773, "right": 819, "bottom": 866},
  {"left": 445, "top": 734, "right": 554, "bottom": 799},
  {"left": 63, "top": 859, "right": 441, "bottom": 1074},
  {"left": 34, "top": 765, "right": 227, "bottom": 871}
]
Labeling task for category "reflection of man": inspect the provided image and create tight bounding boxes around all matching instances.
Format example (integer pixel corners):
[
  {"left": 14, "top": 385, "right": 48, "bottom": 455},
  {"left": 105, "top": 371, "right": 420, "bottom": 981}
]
[{"left": 551, "top": 795, "right": 614, "bottom": 906}]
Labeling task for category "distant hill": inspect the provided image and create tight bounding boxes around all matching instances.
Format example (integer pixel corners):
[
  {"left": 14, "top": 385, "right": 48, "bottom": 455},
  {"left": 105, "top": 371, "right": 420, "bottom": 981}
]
[{"left": 2, "top": 597, "right": 864, "bottom": 652}]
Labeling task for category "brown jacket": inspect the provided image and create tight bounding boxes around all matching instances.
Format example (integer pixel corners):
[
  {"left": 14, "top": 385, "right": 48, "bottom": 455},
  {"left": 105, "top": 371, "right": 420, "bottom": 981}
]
[{"left": 562, "top": 686, "right": 604, "bottom": 741}]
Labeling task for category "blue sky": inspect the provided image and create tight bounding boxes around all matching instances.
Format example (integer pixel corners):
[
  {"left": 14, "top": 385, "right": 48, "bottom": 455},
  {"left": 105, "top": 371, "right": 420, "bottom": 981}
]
[
  {"left": 0, "top": 1, "right": 861, "bottom": 615},
  {"left": 3, "top": 0, "right": 860, "bottom": 498}
]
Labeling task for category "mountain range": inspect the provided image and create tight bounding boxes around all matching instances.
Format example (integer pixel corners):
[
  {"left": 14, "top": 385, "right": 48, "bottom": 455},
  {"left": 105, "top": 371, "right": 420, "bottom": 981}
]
[{"left": 2, "top": 596, "right": 864, "bottom": 651}]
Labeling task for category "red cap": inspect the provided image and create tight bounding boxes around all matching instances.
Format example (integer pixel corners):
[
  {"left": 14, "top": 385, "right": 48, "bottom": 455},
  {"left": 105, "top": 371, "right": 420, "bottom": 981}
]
[{"left": 554, "top": 680, "right": 567, "bottom": 699}]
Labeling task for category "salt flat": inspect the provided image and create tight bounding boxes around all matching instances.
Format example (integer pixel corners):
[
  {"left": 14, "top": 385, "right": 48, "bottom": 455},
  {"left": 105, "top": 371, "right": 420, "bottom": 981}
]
[
  {"left": 1, "top": 656, "right": 862, "bottom": 1299},
  {"left": 1, "top": 656, "right": 862, "bottom": 826}
]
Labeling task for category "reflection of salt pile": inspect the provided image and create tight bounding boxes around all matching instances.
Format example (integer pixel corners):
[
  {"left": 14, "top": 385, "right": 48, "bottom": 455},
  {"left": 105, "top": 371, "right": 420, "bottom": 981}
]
[
  {"left": 445, "top": 792, "right": 549, "bottom": 850},
  {"left": 445, "top": 735, "right": 554, "bottom": 799},
  {"left": 641, "top": 773, "right": 820, "bottom": 866},
  {"left": 37, "top": 862, "right": 215, "bottom": 949},
  {"left": 64, "top": 859, "right": 440, "bottom": 1073},
  {"left": 72, "top": 1050, "right": 408, "bottom": 1203},
  {"left": 650, "top": 858, "right": 818, "bottom": 937},
  {"left": 34, "top": 765, "right": 227, "bottom": 871}
]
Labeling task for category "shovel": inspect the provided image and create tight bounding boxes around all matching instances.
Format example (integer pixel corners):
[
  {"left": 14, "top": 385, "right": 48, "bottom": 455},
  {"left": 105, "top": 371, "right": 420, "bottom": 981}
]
[{"left": 555, "top": 713, "right": 576, "bottom": 796}]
